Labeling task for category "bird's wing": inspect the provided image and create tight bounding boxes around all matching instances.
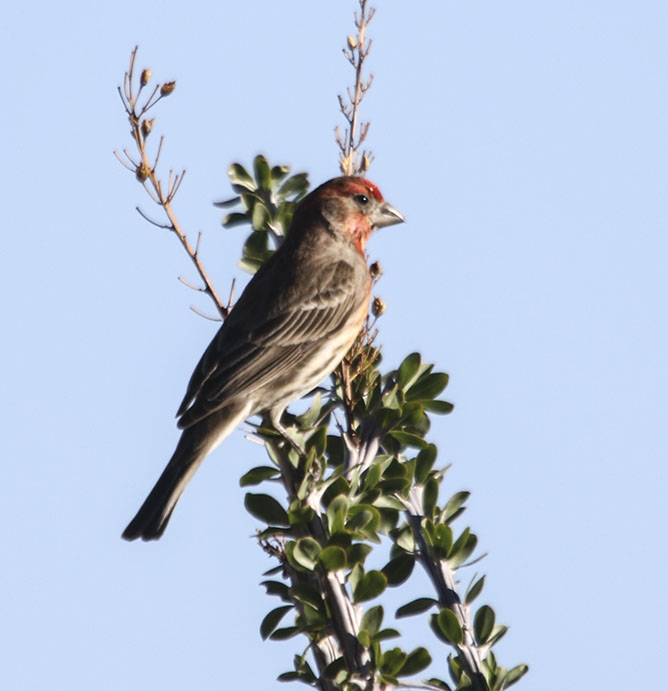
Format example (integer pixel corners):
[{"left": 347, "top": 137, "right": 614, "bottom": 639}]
[{"left": 176, "top": 258, "right": 367, "bottom": 428}]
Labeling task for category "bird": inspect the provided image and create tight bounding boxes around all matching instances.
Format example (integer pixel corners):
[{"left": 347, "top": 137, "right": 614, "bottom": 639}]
[{"left": 122, "top": 176, "right": 404, "bottom": 541}]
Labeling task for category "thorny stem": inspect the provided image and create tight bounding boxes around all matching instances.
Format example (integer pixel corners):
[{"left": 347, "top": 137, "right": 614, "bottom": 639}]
[
  {"left": 404, "top": 488, "right": 487, "bottom": 691},
  {"left": 337, "top": 0, "right": 375, "bottom": 176},
  {"left": 270, "top": 443, "right": 378, "bottom": 690},
  {"left": 115, "top": 46, "right": 231, "bottom": 319}
]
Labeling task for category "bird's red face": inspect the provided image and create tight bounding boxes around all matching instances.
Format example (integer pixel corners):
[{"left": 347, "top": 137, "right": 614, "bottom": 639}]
[{"left": 307, "top": 176, "right": 405, "bottom": 253}]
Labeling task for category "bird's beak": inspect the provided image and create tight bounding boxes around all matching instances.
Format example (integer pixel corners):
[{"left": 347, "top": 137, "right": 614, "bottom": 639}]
[{"left": 372, "top": 201, "right": 406, "bottom": 228}]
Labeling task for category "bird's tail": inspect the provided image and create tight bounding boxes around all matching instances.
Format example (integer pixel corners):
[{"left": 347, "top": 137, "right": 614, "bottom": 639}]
[{"left": 122, "top": 401, "right": 251, "bottom": 541}]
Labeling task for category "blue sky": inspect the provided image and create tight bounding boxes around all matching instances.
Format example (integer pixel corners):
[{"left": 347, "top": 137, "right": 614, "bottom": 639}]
[{"left": 2, "top": 1, "right": 667, "bottom": 689}]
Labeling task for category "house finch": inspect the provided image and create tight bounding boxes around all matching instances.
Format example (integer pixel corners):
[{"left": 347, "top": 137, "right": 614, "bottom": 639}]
[{"left": 122, "top": 176, "right": 404, "bottom": 541}]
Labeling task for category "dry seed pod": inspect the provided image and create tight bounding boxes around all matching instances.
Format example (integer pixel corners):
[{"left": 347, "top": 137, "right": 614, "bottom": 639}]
[
  {"left": 372, "top": 296, "right": 386, "bottom": 317},
  {"left": 141, "top": 119, "right": 155, "bottom": 138},
  {"left": 160, "top": 81, "right": 176, "bottom": 96},
  {"left": 135, "top": 162, "right": 150, "bottom": 182}
]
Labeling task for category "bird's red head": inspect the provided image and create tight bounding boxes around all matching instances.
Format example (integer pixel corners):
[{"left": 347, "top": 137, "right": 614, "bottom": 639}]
[
  {"left": 294, "top": 176, "right": 404, "bottom": 253},
  {"left": 315, "top": 176, "right": 385, "bottom": 203}
]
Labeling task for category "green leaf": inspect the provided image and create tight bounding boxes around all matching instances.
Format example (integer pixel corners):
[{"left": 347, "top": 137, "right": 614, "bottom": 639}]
[
  {"left": 244, "top": 493, "right": 289, "bottom": 526},
  {"left": 276, "top": 671, "right": 300, "bottom": 682},
  {"left": 260, "top": 580, "right": 290, "bottom": 602},
  {"left": 425, "top": 678, "right": 453, "bottom": 691},
  {"left": 415, "top": 444, "right": 437, "bottom": 484},
  {"left": 328, "top": 532, "right": 352, "bottom": 549},
  {"left": 221, "top": 211, "right": 249, "bottom": 228},
  {"left": 376, "top": 628, "right": 401, "bottom": 641},
  {"left": 382, "top": 553, "right": 415, "bottom": 586},
  {"left": 374, "top": 495, "right": 405, "bottom": 511},
  {"left": 487, "top": 624, "right": 508, "bottom": 647},
  {"left": 322, "top": 477, "right": 350, "bottom": 508},
  {"left": 253, "top": 155, "right": 272, "bottom": 190},
  {"left": 473, "top": 605, "right": 495, "bottom": 645},
  {"left": 423, "top": 477, "right": 439, "bottom": 516},
  {"left": 227, "top": 163, "right": 255, "bottom": 190},
  {"left": 239, "top": 466, "right": 280, "bottom": 486},
  {"left": 242, "top": 229, "right": 272, "bottom": 263},
  {"left": 353, "top": 570, "right": 387, "bottom": 603},
  {"left": 436, "top": 608, "right": 464, "bottom": 644},
  {"left": 349, "top": 563, "right": 363, "bottom": 593},
  {"left": 449, "top": 531, "right": 478, "bottom": 568},
  {"left": 363, "top": 462, "right": 382, "bottom": 489},
  {"left": 295, "top": 391, "right": 322, "bottom": 428},
  {"left": 291, "top": 583, "right": 322, "bottom": 609},
  {"left": 433, "top": 523, "right": 453, "bottom": 558},
  {"left": 260, "top": 605, "right": 292, "bottom": 639},
  {"left": 406, "top": 372, "right": 449, "bottom": 401},
  {"left": 270, "top": 626, "right": 300, "bottom": 640},
  {"left": 318, "top": 546, "right": 347, "bottom": 572},
  {"left": 271, "top": 164, "right": 290, "bottom": 182},
  {"left": 323, "top": 657, "right": 346, "bottom": 680},
  {"left": 347, "top": 505, "right": 380, "bottom": 534},
  {"left": 381, "top": 648, "right": 407, "bottom": 676},
  {"left": 397, "top": 352, "right": 421, "bottom": 389},
  {"left": 396, "top": 597, "right": 438, "bottom": 618},
  {"left": 305, "top": 425, "right": 327, "bottom": 457},
  {"left": 326, "top": 495, "right": 348, "bottom": 535},
  {"left": 465, "top": 575, "right": 485, "bottom": 605},
  {"left": 251, "top": 201, "right": 269, "bottom": 231},
  {"left": 443, "top": 491, "right": 470, "bottom": 522},
  {"left": 360, "top": 605, "right": 383, "bottom": 636},
  {"left": 504, "top": 664, "right": 529, "bottom": 687},
  {"left": 399, "top": 647, "right": 432, "bottom": 676},
  {"left": 346, "top": 543, "right": 373, "bottom": 567},
  {"left": 377, "top": 476, "right": 411, "bottom": 493},
  {"left": 389, "top": 430, "right": 427, "bottom": 449},
  {"left": 292, "top": 537, "right": 321, "bottom": 570},
  {"left": 278, "top": 172, "right": 309, "bottom": 200},
  {"left": 424, "top": 399, "right": 454, "bottom": 414},
  {"left": 394, "top": 526, "right": 415, "bottom": 551},
  {"left": 287, "top": 504, "right": 314, "bottom": 526},
  {"left": 357, "top": 629, "right": 371, "bottom": 648},
  {"left": 381, "top": 384, "right": 401, "bottom": 410},
  {"left": 213, "top": 195, "right": 240, "bottom": 209}
]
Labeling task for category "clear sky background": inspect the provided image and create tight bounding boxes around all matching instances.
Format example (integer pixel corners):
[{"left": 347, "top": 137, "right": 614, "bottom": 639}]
[{"left": 2, "top": 1, "right": 666, "bottom": 689}]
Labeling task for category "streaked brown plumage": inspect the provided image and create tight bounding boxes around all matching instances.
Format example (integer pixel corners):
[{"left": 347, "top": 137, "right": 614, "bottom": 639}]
[{"left": 122, "top": 176, "right": 404, "bottom": 541}]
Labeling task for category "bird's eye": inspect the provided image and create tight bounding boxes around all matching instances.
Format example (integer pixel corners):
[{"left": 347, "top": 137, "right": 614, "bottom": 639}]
[{"left": 354, "top": 194, "right": 369, "bottom": 206}]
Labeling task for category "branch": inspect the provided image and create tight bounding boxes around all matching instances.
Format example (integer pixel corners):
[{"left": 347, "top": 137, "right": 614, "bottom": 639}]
[
  {"left": 115, "top": 46, "right": 229, "bottom": 319},
  {"left": 404, "top": 488, "right": 487, "bottom": 690},
  {"left": 336, "top": 0, "right": 376, "bottom": 176}
]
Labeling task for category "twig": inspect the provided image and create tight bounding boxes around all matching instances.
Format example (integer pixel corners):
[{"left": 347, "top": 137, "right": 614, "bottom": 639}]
[
  {"left": 404, "top": 487, "right": 487, "bottom": 691},
  {"left": 336, "top": 0, "right": 376, "bottom": 176},
  {"left": 189, "top": 305, "right": 223, "bottom": 322},
  {"left": 114, "top": 46, "right": 229, "bottom": 319}
]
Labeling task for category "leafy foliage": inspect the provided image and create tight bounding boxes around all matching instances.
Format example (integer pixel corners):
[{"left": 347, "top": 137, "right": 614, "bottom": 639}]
[
  {"left": 219, "top": 157, "right": 527, "bottom": 690},
  {"left": 214, "top": 155, "right": 309, "bottom": 273}
]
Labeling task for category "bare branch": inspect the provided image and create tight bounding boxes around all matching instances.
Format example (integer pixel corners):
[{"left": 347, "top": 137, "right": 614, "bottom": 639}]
[
  {"left": 336, "top": 0, "right": 376, "bottom": 176},
  {"left": 135, "top": 206, "right": 171, "bottom": 229},
  {"left": 115, "top": 47, "right": 230, "bottom": 320},
  {"left": 189, "top": 305, "right": 223, "bottom": 322},
  {"left": 177, "top": 275, "right": 205, "bottom": 292},
  {"left": 113, "top": 150, "right": 135, "bottom": 171}
]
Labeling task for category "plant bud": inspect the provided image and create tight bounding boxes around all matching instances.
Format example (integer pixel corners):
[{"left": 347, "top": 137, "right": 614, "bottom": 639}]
[
  {"left": 135, "top": 162, "right": 150, "bottom": 182},
  {"left": 347, "top": 35, "right": 357, "bottom": 50},
  {"left": 372, "top": 296, "right": 386, "bottom": 318},
  {"left": 141, "top": 118, "right": 155, "bottom": 137},
  {"left": 160, "top": 81, "right": 176, "bottom": 96},
  {"left": 140, "top": 69, "right": 152, "bottom": 87}
]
